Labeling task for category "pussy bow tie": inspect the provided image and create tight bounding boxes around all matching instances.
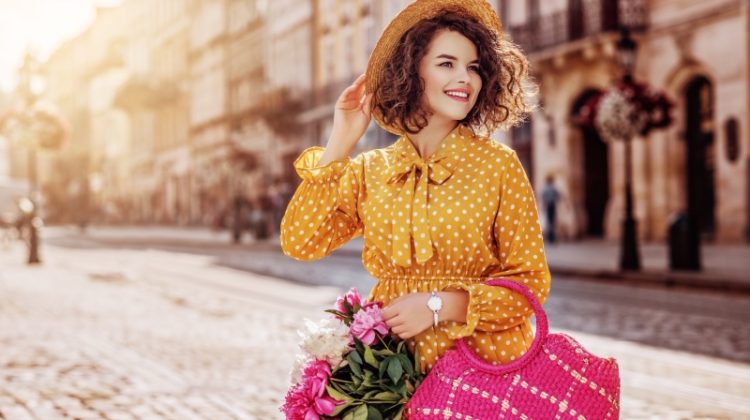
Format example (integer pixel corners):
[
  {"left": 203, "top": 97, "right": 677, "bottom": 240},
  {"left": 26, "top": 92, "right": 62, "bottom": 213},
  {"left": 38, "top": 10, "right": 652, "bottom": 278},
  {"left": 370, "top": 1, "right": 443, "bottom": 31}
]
[{"left": 383, "top": 152, "right": 453, "bottom": 267}]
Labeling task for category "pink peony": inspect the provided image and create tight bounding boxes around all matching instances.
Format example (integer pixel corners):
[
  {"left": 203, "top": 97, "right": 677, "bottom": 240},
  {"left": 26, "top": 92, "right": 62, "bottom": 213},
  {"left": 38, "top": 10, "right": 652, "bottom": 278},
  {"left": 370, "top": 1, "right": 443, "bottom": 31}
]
[
  {"left": 350, "top": 302, "right": 389, "bottom": 345},
  {"left": 335, "top": 287, "right": 362, "bottom": 313},
  {"left": 303, "top": 360, "right": 332, "bottom": 398},
  {"left": 281, "top": 359, "right": 342, "bottom": 420}
]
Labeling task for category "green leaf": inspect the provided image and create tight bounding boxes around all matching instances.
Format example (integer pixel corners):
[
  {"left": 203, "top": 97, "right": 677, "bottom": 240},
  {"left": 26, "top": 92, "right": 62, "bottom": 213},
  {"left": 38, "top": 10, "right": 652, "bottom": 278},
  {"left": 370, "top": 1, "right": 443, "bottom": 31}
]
[
  {"left": 347, "top": 353, "right": 363, "bottom": 377},
  {"left": 378, "top": 357, "right": 389, "bottom": 380},
  {"left": 362, "top": 389, "right": 379, "bottom": 399},
  {"left": 405, "top": 378, "right": 416, "bottom": 395},
  {"left": 413, "top": 344, "right": 421, "bottom": 374},
  {"left": 326, "top": 385, "right": 351, "bottom": 402},
  {"left": 353, "top": 337, "right": 365, "bottom": 354},
  {"left": 352, "top": 404, "right": 368, "bottom": 420},
  {"left": 330, "top": 400, "right": 353, "bottom": 417},
  {"left": 372, "top": 348, "right": 395, "bottom": 357},
  {"left": 396, "top": 381, "right": 407, "bottom": 396},
  {"left": 393, "top": 406, "right": 404, "bottom": 420},
  {"left": 364, "top": 345, "right": 378, "bottom": 368},
  {"left": 385, "top": 383, "right": 401, "bottom": 395},
  {"left": 397, "top": 354, "right": 414, "bottom": 377},
  {"left": 349, "top": 350, "right": 363, "bottom": 365},
  {"left": 362, "top": 370, "right": 375, "bottom": 387},
  {"left": 387, "top": 357, "right": 403, "bottom": 385},
  {"left": 371, "top": 391, "right": 401, "bottom": 402},
  {"left": 324, "top": 309, "right": 346, "bottom": 319},
  {"left": 367, "top": 406, "right": 384, "bottom": 420},
  {"left": 342, "top": 408, "right": 355, "bottom": 420}
]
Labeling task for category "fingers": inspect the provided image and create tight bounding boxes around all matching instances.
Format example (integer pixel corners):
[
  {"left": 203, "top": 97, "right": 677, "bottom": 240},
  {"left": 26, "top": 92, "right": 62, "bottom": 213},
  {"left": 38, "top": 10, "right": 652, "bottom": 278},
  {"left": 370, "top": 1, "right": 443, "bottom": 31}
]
[
  {"left": 391, "top": 325, "right": 413, "bottom": 340},
  {"left": 385, "top": 314, "right": 406, "bottom": 328},
  {"left": 381, "top": 305, "right": 398, "bottom": 321},
  {"left": 361, "top": 92, "right": 373, "bottom": 117},
  {"left": 343, "top": 73, "right": 367, "bottom": 96}
]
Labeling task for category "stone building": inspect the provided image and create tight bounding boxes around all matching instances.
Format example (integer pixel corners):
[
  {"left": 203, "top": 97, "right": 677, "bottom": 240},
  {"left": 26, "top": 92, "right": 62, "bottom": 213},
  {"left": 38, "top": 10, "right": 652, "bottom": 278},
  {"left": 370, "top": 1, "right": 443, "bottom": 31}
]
[{"left": 501, "top": 0, "right": 749, "bottom": 243}]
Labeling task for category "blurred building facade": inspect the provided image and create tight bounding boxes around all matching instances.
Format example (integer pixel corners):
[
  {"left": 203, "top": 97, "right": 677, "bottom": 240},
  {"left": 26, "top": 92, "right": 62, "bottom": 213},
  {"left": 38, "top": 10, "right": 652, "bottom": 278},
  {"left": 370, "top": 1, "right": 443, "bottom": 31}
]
[
  {"left": 502, "top": 0, "right": 749, "bottom": 244},
  {"left": 27, "top": 0, "right": 750, "bottom": 244}
]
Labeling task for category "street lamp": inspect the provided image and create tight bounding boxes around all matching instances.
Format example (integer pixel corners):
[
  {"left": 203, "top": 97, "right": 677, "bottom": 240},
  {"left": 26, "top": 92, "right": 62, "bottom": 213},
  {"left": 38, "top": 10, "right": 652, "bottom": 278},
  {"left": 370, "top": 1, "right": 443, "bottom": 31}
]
[
  {"left": 17, "top": 52, "right": 46, "bottom": 264},
  {"left": 616, "top": 29, "right": 641, "bottom": 271},
  {"left": 0, "top": 51, "right": 67, "bottom": 264}
]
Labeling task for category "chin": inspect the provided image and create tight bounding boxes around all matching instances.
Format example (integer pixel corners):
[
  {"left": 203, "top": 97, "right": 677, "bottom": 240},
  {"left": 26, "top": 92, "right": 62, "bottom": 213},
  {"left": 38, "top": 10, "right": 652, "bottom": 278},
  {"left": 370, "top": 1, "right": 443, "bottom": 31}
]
[{"left": 436, "top": 110, "right": 470, "bottom": 121}]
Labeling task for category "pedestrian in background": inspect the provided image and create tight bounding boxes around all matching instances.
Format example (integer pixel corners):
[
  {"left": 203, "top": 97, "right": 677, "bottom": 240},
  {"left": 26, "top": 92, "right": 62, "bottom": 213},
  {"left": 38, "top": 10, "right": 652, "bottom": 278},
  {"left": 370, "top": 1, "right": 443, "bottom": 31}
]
[
  {"left": 541, "top": 174, "right": 561, "bottom": 244},
  {"left": 269, "top": 179, "right": 285, "bottom": 236},
  {"left": 251, "top": 187, "right": 274, "bottom": 241},
  {"left": 231, "top": 194, "right": 248, "bottom": 243}
]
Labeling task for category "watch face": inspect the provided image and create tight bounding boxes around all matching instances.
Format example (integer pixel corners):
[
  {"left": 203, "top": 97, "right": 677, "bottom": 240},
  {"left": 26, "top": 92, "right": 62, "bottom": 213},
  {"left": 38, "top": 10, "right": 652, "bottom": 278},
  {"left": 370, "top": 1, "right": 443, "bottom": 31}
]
[{"left": 428, "top": 296, "right": 442, "bottom": 311}]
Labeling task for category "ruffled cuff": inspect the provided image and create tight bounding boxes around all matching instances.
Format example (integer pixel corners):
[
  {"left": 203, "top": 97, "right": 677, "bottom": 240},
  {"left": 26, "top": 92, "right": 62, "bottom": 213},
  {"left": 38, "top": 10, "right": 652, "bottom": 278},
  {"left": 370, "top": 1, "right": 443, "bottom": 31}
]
[
  {"left": 294, "top": 146, "right": 351, "bottom": 182},
  {"left": 441, "top": 282, "right": 482, "bottom": 340}
]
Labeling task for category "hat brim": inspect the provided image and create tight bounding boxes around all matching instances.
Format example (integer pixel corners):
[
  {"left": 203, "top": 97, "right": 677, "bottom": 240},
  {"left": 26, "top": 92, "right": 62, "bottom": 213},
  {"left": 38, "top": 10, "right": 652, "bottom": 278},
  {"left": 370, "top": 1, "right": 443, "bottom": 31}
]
[{"left": 365, "top": 0, "right": 504, "bottom": 136}]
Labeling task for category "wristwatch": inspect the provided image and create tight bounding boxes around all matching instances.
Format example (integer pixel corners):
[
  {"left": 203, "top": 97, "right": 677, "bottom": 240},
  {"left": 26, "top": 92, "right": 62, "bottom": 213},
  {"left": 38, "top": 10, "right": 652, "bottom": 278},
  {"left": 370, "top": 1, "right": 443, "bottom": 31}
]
[{"left": 426, "top": 291, "right": 443, "bottom": 328}]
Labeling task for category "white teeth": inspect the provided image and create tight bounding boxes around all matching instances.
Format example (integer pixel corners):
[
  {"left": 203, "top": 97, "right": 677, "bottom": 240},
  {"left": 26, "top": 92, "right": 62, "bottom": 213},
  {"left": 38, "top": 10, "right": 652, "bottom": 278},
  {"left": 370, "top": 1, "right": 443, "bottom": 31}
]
[{"left": 446, "top": 91, "right": 468, "bottom": 98}]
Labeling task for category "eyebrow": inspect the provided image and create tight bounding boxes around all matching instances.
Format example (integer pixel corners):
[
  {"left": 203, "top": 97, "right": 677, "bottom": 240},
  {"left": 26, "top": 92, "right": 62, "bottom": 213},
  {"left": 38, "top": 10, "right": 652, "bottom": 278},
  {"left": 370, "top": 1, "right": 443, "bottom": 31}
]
[{"left": 435, "top": 54, "right": 479, "bottom": 64}]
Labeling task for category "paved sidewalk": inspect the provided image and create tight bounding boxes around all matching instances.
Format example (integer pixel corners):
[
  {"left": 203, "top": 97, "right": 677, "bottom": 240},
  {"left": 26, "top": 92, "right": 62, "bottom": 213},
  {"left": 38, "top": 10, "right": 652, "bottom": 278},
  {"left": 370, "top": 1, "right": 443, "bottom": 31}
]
[
  {"left": 0, "top": 241, "right": 340, "bottom": 419},
  {"left": 2, "top": 234, "right": 749, "bottom": 418},
  {"left": 51, "top": 225, "right": 750, "bottom": 293},
  {"left": 544, "top": 239, "right": 750, "bottom": 292}
]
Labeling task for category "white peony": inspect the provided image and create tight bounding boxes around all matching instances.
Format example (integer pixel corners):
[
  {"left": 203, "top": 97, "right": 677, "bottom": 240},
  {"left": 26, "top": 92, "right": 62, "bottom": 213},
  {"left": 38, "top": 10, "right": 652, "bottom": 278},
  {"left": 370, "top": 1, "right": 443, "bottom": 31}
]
[
  {"left": 288, "top": 315, "right": 351, "bottom": 384},
  {"left": 288, "top": 353, "right": 310, "bottom": 384}
]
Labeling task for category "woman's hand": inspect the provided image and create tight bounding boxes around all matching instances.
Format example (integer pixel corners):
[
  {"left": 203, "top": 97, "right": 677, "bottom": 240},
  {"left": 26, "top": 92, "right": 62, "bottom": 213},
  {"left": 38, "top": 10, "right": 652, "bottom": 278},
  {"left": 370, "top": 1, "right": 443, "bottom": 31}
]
[
  {"left": 381, "top": 291, "right": 470, "bottom": 340},
  {"left": 381, "top": 293, "right": 433, "bottom": 340},
  {"left": 319, "top": 73, "right": 373, "bottom": 166}
]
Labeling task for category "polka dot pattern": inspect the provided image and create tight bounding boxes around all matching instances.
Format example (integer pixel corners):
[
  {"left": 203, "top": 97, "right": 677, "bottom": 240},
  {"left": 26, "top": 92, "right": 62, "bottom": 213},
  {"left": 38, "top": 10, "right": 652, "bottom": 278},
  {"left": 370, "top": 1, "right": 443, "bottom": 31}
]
[{"left": 280, "top": 124, "right": 552, "bottom": 375}]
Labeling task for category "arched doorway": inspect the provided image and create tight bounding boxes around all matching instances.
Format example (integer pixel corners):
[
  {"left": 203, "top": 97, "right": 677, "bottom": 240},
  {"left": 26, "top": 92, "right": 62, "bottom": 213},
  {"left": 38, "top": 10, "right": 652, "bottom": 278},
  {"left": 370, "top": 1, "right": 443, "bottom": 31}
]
[
  {"left": 572, "top": 90, "right": 610, "bottom": 237},
  {"left": 684, "top": 76, "right": 716, "bottom": 239}
]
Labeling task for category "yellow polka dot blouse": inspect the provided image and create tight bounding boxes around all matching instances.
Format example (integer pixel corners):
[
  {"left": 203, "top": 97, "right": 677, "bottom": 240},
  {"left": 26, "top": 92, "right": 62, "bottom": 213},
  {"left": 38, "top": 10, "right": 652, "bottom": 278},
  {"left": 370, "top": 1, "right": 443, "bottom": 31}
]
[{"left": 280, "top": 123, "right": 552, "bottom": 375}]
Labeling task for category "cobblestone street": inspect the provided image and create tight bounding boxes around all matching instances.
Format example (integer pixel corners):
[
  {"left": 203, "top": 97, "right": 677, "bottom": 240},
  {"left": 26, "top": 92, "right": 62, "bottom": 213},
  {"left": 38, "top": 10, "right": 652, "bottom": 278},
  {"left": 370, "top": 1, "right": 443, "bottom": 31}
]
[
  {"left": 1, "top": 234, "right": 749, "bottom": 419},
  {"left": 0, "top": 242, "right": 338, "bottom": 419}
]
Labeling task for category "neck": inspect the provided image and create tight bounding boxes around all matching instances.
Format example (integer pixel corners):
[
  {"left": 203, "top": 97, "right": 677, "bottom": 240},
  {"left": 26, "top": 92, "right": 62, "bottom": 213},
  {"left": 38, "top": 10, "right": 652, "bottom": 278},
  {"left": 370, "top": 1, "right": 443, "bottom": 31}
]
[{"left": 407, "top": 118, "right": 459, "bottom": 159}]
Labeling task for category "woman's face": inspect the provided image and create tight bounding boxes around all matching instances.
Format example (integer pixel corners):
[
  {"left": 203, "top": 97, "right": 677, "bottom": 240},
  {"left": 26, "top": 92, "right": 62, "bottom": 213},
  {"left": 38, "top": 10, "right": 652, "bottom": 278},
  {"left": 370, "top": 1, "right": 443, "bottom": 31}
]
[{"left": 418, "top": 29, "right": 483, "bottom": 124}]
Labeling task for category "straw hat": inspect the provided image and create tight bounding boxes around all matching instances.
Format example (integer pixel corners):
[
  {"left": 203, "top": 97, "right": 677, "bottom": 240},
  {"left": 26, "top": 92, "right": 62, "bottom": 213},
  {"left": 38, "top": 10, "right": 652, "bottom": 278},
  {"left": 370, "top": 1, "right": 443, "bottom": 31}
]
[{"left": 365, "top": 0, "right": 504, "bottom": 135}]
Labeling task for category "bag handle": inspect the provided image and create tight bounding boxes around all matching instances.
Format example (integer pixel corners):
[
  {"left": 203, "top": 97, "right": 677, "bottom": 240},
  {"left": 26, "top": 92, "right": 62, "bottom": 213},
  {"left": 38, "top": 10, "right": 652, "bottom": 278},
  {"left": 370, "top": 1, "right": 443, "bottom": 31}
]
[{"left": 454, "top": 277, "right": 549, "bottom": 373}]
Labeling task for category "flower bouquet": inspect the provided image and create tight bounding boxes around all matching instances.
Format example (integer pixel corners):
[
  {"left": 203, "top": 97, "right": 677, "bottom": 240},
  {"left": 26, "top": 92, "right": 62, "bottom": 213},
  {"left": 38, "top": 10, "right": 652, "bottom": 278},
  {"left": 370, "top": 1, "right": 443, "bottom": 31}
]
[{"left": 281, "top": 288, "right": 424, "bottom": 420}]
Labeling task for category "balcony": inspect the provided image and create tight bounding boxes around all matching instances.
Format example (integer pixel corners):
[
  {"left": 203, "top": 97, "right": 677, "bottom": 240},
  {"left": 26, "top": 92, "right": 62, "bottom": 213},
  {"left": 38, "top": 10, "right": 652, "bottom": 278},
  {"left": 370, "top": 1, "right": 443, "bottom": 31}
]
[{"left": 507, "top": 0, "right": 648, "bottom": 53}]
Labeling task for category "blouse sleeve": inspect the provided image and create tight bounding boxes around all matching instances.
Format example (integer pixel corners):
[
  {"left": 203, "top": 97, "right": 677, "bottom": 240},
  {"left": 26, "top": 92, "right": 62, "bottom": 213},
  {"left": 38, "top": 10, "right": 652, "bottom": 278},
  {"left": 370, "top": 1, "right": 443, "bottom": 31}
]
[
  {"left": 441, "top": 150, "right": 552, "bottom": 339},
  {"left": 279, "top": 146, "right": 365, "bottom": 261}
]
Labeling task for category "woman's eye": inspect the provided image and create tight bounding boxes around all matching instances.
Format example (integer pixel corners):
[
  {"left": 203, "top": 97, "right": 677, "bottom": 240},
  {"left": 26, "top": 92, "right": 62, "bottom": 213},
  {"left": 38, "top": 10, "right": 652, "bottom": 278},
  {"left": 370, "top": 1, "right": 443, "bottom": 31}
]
[{"left": 440, "top": 62, "right": 480, "bottom": 72}]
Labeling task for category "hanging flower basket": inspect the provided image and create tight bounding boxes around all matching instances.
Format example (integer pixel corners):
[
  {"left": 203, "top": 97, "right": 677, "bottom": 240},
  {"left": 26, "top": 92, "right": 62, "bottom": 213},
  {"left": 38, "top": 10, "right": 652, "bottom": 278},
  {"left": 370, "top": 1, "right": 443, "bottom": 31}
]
[
  {"left": 0, "top": 101, "right": 70, "bottom": 151},
  {"left": 29, "top": 102, "right": 70, "bottom": 151},
  {"left": 573, "top": 77, "right": 674, "bottom": 142}
]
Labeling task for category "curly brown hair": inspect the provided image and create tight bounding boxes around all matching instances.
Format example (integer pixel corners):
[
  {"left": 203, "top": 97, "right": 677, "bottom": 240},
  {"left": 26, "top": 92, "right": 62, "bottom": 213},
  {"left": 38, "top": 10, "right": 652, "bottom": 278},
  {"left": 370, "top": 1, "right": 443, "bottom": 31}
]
[{"left": 373, "top": 11, "right": 537, "bottom": 136}]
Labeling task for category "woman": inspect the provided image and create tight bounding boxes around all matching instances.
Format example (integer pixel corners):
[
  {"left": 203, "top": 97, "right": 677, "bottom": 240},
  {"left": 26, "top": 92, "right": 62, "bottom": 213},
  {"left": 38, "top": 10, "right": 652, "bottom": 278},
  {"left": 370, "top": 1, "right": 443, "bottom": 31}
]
[{"left": 280, "top": 0, "right": 551, "bottom": 376}]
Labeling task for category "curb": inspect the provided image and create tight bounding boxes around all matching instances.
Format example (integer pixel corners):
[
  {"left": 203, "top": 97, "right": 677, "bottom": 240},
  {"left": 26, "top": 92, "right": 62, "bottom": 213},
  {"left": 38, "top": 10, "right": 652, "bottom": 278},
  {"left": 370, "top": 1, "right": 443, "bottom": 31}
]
[
  {"left": 330, "top": 246, "right": 750, "bottom": 294},
  {"left": 51, "top": 231, "right": 750, "bottom": 295},
  {"left": 549, "top": 266, "right": 750, "bottom": 294}
]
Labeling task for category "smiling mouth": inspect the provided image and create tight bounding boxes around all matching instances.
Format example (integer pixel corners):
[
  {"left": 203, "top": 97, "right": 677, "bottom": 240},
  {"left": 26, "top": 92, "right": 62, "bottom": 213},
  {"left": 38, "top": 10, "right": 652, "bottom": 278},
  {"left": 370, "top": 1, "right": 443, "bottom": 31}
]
[{"left": 445, "top": 92, "right": 469, "bottom": 103}]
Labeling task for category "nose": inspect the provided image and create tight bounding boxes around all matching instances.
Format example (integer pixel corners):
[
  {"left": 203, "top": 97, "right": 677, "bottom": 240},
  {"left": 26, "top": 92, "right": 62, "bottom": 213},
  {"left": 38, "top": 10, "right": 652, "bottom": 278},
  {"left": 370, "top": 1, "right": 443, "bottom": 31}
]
[{"left": 456, "top": 66, "right": 471, "bottom": 84}]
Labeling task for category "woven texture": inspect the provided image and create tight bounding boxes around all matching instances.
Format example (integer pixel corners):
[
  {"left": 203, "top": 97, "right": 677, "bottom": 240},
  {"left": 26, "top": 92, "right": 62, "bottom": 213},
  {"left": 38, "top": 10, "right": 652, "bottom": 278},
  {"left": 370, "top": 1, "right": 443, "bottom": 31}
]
[
  {"left": 365, "top": 0, "right": 504, "bottom": 136},
  {"left": 405, "top": 278, "right": 621, "bottom": 419}
]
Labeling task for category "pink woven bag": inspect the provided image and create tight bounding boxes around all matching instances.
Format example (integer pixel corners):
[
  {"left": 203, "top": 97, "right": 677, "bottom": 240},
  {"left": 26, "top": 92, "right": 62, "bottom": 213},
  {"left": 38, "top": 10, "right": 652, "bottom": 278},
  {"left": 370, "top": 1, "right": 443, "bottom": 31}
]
[{"left": 405, "top": 278, "right": 621, "bottom": 419}]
